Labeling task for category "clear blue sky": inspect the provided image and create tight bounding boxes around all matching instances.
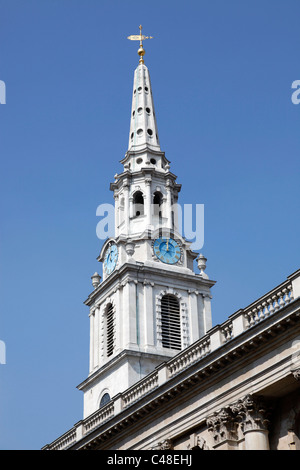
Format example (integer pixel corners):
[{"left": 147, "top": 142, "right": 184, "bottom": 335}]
[{"left": 0, "top": 0, "right": 299, "bottom": 450}]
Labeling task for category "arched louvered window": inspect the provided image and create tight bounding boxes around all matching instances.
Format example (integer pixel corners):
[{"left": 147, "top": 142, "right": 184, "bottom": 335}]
[
  {"left": 100, "top": 393, "right": 111, "bottom": 408},
  {"left": 161, "top": 295, "right": 181, "bottom": 350},
  {"left": 106, "top": 303, "right": 115, "bottom": 357}
]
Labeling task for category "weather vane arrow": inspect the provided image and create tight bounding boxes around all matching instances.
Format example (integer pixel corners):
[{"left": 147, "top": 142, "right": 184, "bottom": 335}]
[{"left": 127, "top": 25, "right": 153, "bottom": 64}]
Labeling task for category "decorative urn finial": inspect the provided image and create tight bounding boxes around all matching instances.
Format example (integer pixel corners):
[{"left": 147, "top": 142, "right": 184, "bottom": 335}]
[
  {"left": 197, "top": 254, "right": 209, "bottom": 279},
  {"left": 91, "top": 272, "right": 101, "bottom": 289}
]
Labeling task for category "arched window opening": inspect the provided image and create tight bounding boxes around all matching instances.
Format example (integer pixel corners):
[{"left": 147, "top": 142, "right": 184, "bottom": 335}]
[
  {"left": 153, "top": 191, "right": 163, "bottom": 219},
  {"left": 106, "top": 303, "right": 115, "bottom": 357},
  {"left": 161, "top": 295, "right": 181, "bottom": 350},
  {"left": 133, "top": 191, "right": 144, "bottom": 217},
  {"left": 100, "top": 393, "right": 111, "bottom": 408}
]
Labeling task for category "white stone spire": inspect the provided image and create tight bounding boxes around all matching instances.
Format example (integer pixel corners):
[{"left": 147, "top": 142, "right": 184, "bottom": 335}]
[{"left": 128, "top": 63, "right": 161, "bottom": 152}]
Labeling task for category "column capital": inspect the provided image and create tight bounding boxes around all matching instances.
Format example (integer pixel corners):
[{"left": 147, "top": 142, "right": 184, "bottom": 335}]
[
  {"left": 230, "top": 394, "right": 271, "bottom": 433},
  {"left": 292, "top": 368, "right": 300, "bottom": 381},
  {"left": 207, "top": 407, "right": 238, "bottom": 447}
]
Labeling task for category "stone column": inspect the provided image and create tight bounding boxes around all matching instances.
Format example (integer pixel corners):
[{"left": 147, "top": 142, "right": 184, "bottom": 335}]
[
  {"left": 129, "top": 196, "right": 134, "bottom": 219},
  {"left": 143, "top": 280, "right": 154, "bottom": 349},
  {"left": 231, "top": 394, "right": 271, "bottom": 450},
  {"left": 145, "top": 178, "right": 152, "bottom": 230},
  {"left": 188, "top": 290, "right": 199, "bottom": 343},
  {"left": 93, "top": 305, "right": 100, "bottom": 369},
  {"left": 166, "top": 180, "right": 173, "bottom": 231},
  {"left": 122, "top": 279, "right": 138, "bottom": 349},
  {"left": 114, "top": 194, "right": 119, "bottom": 238},
  {"left": 89, "top": 307, "right": 95, "bottom": 372},
  {"left": 202, "top": 293, "right": 213, "bottom": 333},
  {"left": 123, "top": 180, "right": 130, "bottom": 235}
]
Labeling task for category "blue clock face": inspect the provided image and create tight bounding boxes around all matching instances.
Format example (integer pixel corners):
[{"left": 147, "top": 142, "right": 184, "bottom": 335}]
[
  {"left": 153, "top": 237, "right": 181, "bottom": 264},
  {"left": 104, "top": 243, "right": 118, "bottom": 275}
]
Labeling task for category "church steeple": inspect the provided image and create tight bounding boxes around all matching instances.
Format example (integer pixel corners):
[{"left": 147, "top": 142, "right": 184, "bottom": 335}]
[
  {"left": 127, "top": 26, "right": 160, "bottom": 153},
  {"left": 128, "top": 62, "right": 161, "bottom": 152},
  {"left": 79, "top": 30, "right": 215, "bottom": 419}
]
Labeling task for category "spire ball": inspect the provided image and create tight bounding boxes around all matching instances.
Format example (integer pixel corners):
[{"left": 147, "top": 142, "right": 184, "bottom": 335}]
[{"left": 138, "top": 44, "right": 145, "bottom": 64}]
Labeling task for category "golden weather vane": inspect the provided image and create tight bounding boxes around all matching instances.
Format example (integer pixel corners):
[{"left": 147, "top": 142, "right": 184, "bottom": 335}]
[{"left": 127, "top": 25, "right": 153, "bottom": 64}]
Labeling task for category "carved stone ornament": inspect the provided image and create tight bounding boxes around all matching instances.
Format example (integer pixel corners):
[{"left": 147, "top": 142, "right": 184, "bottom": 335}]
[
  {"left": 159, "top": 439, "right": 173, "bottom": 450},
  {"left": 197, "top": 437, "right": 209, "bottom": 450},
  {"left": 125, "top": 242, "right": 135, "bottom": 257},
  {"left": 230, "top": 394, "right": 271, "bottom": 433},
  {"left": 206, "top": 407, "right": 238, "bottom": 444},
  {"left": 187, "top": 436, "right": 210, "bottom": 451},
  {"left": 151, "top": 439, "right": 173, "bottom": 450},
  {"left": 207, "top": 394, "right": 272, "bottom": 445},
  {"left": 292, "top": 368, "right": 300, "bottom": 381}
]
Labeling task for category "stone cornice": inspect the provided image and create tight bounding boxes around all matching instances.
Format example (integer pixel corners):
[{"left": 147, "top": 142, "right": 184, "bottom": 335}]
[
  {"left": 76, "top": 349, "right": 173, "bottom": 392},
  {"left": 84, "top": 262, "right": 216, "bottom": 307},
  {"left": 110, "top": 168, "right": 180, "bottom": 192},
  {"left": 120, "top": 148, "right": 169, "bottom": 163}
]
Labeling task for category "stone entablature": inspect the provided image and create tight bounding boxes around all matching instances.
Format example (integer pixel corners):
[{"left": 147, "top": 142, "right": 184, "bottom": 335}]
[{"left": 42, "top": 269, "right": 300, "bottom": 450}]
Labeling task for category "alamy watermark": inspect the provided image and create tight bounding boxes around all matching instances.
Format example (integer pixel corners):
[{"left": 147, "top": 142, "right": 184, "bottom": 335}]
[
  {"left": 0, "top": 80, "right": 6, "bottom": 104},
  {"left": 96, "top": 203, "right": 204, "bottom": 250},
  {"left": 0, "top": 340, "right": 6, "bottom": 364},
  {"left": 291, "top": 80, "right": 300, "bottom": 105},
  {"left": 1, "top": 79, "right": 7, "bottom": 364}
]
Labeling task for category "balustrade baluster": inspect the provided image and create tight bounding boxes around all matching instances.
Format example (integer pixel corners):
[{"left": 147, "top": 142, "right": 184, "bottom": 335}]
[
  {"left": 262, "top": 301, "right": 269, "bottom": 318},
  {"left": 252, "top": 307, "right": 259, "bottom": 323},
  {"left": 272, "top": 294, "right": 280, "bottom": 311},
  {"left": 288, "top": 284, "right": 294, "bottom": 301},
  {"left": 257, "top": 305, "right": 264, "bottom": 320},
  {"left": 277, "top": 291, "right": 285, "bottom": 308},
  {"left": 267, "top": 297, "right": 274, "bottom": 315},
  {"left": 244, "top": 312, "right": 251, "bottom": 328},
  {"left": 282, "top": 287, "right": 290, "bottom": 304}
]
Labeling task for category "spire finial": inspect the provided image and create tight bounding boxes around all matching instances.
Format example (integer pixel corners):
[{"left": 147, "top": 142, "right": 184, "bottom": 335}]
[{"left": 127, "top": 25, "right": 153, "bottom": 64}]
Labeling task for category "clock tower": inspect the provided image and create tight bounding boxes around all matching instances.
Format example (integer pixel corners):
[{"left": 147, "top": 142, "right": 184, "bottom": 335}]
[{"left": 78, "top": 28, "right": 216, "bottom": 418}]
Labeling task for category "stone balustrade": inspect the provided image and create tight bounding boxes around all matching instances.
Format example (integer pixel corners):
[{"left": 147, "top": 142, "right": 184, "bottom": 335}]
[
  {"left": 243, "top": 282, "right": 294, "bottom": 328},
  {"left": 43, "top": 270, "right": 300, "bottom": 450},
  {"left": 167, "top": 337, "right": 211, "bottom": 378},
  {"left": 84, "top": 401, "right": 115, "bottom": 433},
  {"left": 45, "top": 428, "right": 77, "bottom": 450},
  {"left": 122, "top": 371, "right": 159, "bottom": 408}
]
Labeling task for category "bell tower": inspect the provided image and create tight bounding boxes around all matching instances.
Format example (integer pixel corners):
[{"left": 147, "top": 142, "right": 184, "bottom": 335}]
[{"left": 78, "top": 28, "right": 216, "bottom": 419}]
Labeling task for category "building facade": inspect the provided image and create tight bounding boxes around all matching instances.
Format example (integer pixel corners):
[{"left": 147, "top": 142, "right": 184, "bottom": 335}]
[{"left": 43, "top": 32, "right": 300, "bottom": 451}]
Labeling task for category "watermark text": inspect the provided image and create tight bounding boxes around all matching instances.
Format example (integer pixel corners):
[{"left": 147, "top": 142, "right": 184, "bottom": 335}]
[
  {"left": 96, "top": 203, "right": 204, "bottom": 250},
  {"left": 0, "top": 80, "right": 6, "bottom": 104},
  {"left": 291, "top": 80, "right": 300, "bottom": 105}
]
